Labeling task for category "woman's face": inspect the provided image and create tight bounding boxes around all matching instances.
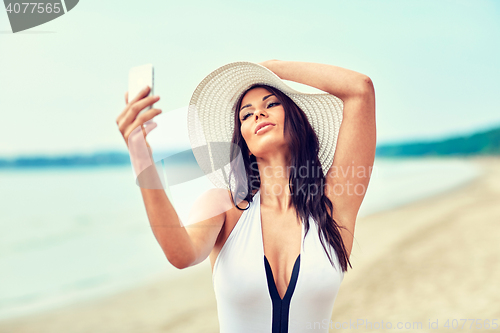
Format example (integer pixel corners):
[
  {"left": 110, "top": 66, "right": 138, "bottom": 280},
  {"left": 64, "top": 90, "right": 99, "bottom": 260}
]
[{"left": 238, "top": 87, "right": 288, "bottom": 158}]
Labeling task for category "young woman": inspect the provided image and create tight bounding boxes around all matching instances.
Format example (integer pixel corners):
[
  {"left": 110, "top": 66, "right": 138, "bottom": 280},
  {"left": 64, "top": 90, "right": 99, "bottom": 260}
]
[{"left": 116, "top": 60, "right": 376, "bottom": 332}]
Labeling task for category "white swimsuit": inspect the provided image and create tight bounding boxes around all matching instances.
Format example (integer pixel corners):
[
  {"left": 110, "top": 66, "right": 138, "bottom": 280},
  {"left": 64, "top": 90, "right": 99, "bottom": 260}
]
[{"left": 212, "top": 190, "right": 344, "bottom": 332}]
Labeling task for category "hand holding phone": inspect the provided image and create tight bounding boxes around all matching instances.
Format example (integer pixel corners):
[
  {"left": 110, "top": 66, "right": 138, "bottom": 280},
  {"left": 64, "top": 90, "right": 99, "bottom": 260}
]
[
  {"left": 116, "top": 64, "right": 164, "bottom": 188},
  {"left": 128, "top": 64, "right": 154, "bottom": 114}
]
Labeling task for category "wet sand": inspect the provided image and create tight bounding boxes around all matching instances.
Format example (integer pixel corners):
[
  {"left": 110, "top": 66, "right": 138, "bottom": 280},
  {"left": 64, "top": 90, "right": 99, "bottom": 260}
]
[{"left": 1, "top": 156, "right": 499, "bottom": 333}]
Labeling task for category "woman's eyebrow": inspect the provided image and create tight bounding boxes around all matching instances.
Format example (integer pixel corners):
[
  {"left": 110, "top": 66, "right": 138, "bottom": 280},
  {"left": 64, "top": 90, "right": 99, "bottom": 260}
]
[
  {"left": 239, "top": 94, "right": 276, "bottom": 113},
  {"left": 262, "top": 93, "right": 275, "bottom": 101}
]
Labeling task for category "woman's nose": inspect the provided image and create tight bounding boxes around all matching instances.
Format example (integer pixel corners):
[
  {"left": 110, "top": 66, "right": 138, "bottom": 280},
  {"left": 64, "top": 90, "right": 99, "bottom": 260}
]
[{"left": 255, "top": 109, "right": 267, "bottom": 119}]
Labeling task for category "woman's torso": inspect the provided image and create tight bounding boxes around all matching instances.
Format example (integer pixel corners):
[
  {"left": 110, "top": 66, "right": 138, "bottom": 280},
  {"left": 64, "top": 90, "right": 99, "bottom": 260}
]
[
  {"left": 210, "top": 190, "right": 302, "bottom": 298},
  {"left": 210, "top": 190, "right": 344, "bottom": 333}
]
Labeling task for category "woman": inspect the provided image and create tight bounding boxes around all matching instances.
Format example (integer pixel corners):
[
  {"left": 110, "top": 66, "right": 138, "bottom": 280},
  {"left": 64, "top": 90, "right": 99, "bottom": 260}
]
[{"left": 116, "top": 60, "right": 376, "bottom": 332}]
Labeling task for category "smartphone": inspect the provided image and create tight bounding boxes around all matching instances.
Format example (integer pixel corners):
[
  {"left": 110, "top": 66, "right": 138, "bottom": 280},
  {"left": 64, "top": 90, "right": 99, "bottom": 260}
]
[{"left": 128, "top": 64, "right": 154, "bottom": 113}]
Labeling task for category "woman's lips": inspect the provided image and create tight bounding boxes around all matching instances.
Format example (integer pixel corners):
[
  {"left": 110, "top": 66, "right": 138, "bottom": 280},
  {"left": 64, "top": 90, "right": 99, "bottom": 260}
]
[{"left": 255, "top": 123, "right": 275, "bottom": 135}]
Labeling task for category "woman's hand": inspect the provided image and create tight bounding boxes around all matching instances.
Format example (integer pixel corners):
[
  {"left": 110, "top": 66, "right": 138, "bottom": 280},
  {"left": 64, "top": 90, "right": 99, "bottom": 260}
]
[
  {"left": 257, "top": 60, "right": 368, "bottom": 99},
  {"left": 257, "top": 59, "right": 279, "bottom": 70},
  {"left": 116, "top": 86, "right": 163, "bottom": 187},
  {"left": 116, "top": 86, "right": 162, "bottom": 148}
]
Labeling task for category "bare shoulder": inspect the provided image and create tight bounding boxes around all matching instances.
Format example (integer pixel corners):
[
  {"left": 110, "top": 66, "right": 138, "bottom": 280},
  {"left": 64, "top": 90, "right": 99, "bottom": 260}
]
[
  {"left": 207, "top": 189, "right": 252, "bottom": 270},
  {"left": 184, "top": 189, "right": 244, "bottom": 268},
  {"left": 186, "top": 188, "right": 236, "bottom": 226}
]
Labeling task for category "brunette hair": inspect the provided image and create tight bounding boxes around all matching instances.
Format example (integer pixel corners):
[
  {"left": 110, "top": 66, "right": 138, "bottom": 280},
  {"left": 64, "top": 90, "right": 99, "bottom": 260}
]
[{"left": 228, "top": 84, "right": 352, "bottom": 272}]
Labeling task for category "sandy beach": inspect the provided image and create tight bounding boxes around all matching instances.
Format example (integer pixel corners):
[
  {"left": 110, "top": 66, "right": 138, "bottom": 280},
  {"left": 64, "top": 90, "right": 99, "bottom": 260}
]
[{"left": 1, "top": 156, "right": 499, "bottom": 333}]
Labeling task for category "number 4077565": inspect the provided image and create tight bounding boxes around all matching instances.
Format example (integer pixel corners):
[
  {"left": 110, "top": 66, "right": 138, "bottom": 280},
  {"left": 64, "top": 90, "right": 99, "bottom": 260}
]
[
  {"left": 5, "top": 2, "right": 62, "bottom": 14},
  {"left": 444, "top": 319, "right": 498, "bottom": 330}
]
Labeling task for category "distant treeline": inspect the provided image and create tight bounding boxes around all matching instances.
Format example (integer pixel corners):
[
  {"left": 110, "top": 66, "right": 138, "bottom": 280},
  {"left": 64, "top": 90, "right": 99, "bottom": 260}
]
[
  {"left": 1, "top": 126, "right": 499, "bottom": 168},
  {"left": 376, "top": 126, "right": 500, "bottom": 157},
  {"left": 0, "top": 149, "right": 196, "bottom": 168},
  {"left": 0, "top": 152, "right": 131, "bottom": 168}
]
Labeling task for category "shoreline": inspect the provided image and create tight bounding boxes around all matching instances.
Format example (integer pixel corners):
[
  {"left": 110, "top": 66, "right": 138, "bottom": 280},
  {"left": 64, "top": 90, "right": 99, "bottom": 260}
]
[{"left": 1, "top": 156, "right": 498, "bottom": 332}]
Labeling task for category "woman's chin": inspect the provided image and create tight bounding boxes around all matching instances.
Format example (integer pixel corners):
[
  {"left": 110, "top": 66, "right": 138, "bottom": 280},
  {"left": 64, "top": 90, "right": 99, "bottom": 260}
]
[{"left": 250, "top": 140, "right": 289, "bottom": 158}]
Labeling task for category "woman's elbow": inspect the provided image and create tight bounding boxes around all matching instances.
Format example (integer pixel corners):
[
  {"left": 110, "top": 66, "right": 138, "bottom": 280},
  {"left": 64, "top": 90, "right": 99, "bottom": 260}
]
[
  {"left": 165, "top": 250, "right": 196, "bottom": 270},
  {"left": 358, "top": 75, "right": 375, "bottom": 96},
  {"left": 170, "top": 259, "right": 188, "bottom": 270}
]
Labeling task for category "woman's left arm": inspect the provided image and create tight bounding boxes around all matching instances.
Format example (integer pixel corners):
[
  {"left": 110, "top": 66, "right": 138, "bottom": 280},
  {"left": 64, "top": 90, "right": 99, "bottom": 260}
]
[
  {"left": 259, "top": 59, "right": 370, "bottom": 99},
  {"left": 260, "top": 59, "right": 376, "bottom": 257}
]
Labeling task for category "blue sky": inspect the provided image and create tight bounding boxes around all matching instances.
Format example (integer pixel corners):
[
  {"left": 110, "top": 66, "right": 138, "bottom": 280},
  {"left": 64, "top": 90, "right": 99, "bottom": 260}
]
[{"left": 1, "top": 0, "right": 499, "bottom": 157}]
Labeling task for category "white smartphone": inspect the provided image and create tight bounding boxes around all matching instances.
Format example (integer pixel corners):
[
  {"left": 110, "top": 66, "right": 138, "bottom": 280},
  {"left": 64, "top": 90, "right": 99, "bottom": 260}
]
[{"left": 128, "top": 64, "right": 154, "bottom": 113}]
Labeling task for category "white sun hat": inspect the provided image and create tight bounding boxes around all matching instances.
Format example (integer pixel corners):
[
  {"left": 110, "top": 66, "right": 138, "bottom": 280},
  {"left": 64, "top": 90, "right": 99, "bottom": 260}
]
[{"left": 187, "top": 61, "right": 344, "bottom": 190}]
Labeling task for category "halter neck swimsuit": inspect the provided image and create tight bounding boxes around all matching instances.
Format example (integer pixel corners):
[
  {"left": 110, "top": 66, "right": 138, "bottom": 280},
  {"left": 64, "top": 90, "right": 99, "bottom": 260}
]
[{"left": 212, "top": 190, "right": 344, "bottom": 332}]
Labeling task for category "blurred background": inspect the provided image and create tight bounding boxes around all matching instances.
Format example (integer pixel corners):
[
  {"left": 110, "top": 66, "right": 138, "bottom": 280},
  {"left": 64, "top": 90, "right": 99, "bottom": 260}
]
[{"left": 1, "top": 0, "right": 499, "bottom": 332}]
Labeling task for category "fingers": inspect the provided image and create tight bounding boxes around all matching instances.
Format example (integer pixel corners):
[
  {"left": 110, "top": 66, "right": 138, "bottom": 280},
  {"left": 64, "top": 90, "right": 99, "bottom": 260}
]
[
  {"left": 116, "top": 90, "right": 159, "bottom": 134},
  {"left": 116, "top": 86, "right": 152, "bottom": 126},
  {"left": 129, "top": 85, "right": 151, "bottom": 106},
  {"left": 123, "top": 108, "right": 162, "bottom": 143},
  {"left": 137, "top": 107, "right": 162, "bottom": 129},
  {"left": 116, "top": 92, "right": 133, "bottom": 125},
  {"left": 121, "top": 95, "right": 160, "bottom": 128},
  {"left": 132, "top": 95, "right": 160, "bottom": 117}
]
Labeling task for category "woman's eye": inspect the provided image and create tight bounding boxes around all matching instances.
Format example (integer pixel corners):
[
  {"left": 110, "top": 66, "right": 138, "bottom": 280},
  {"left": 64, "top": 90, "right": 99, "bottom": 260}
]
[
  {"left": 267, "top": 102, "right": 280, "bottom": 108},
  {"left": 242, "top": 113, "right": 252, "bottom": 121}
]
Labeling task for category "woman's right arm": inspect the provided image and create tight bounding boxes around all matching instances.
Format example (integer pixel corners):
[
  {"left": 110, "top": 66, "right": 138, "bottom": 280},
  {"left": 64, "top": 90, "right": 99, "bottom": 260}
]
[
  {"left": 138, "top": 183, "right": 229, "bottom": 269},
  {"left": 116, "top": 87, "right": 228, "bottom": 269}
]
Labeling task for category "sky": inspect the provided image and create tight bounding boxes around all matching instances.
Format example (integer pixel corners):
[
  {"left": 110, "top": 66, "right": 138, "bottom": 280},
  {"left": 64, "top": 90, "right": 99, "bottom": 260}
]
[{"left": 0, "top": 0, "right": 499, "bottom": 157}]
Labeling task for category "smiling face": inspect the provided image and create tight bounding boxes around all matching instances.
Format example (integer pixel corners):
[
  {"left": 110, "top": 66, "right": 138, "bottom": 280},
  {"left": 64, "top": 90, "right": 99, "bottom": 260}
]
[{"left": 238, "top": 87, "right": 289, "bottom": 159}]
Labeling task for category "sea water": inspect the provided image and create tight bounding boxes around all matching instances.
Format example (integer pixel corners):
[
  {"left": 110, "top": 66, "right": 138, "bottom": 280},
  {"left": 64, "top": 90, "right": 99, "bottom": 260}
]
[{"left": 0, "top": 157, "right": 482, "bottom": 320}]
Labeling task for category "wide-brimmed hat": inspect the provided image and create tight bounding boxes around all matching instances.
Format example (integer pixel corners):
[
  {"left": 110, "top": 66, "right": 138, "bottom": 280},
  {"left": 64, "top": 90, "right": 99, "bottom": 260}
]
[{"left": 187, "top": 61, "right": 344, "bottom": 190}]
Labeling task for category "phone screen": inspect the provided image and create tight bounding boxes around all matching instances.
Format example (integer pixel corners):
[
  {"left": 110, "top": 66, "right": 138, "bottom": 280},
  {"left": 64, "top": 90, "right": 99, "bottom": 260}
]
[{"left": 128, "top": 64, "right": 154, "bottom": 113}]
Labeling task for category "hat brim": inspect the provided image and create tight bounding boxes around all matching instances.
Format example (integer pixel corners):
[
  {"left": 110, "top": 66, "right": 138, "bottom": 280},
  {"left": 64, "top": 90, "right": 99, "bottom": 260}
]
[{"left": 187, "top": 61, "right": 344, "bottom": 189}]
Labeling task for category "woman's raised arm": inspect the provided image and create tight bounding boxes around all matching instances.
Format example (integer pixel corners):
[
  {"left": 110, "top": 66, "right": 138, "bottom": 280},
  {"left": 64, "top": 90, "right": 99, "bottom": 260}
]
[
  {"left": 116, "top": 87, "right": 229, "bottom": 269},
  {"left": 258, "top": 59, "right": 369, "bottom": 100},
  {"left": 259, "top": 60, "right": 376, "bottom": 257}
]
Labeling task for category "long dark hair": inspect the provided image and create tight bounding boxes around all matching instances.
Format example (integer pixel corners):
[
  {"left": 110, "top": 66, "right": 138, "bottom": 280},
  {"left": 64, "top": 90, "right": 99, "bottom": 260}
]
[{"left": 228, "top": 84, "right": 352, "bottom": 272}]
